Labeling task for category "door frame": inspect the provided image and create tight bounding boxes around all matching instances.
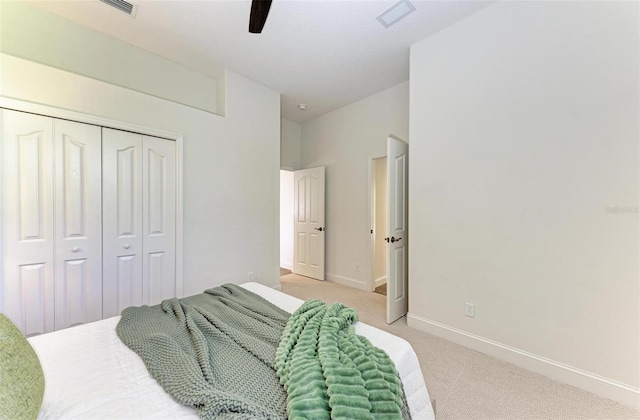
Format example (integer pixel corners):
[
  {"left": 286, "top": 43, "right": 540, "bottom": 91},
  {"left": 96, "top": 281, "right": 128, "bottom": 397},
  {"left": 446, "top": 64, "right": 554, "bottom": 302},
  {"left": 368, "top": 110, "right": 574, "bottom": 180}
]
[
  {"left": 0, "top": 96, "right": 185, "bottom": 299},
  {"left": 279, "top": 169, "right": 295, "bottom": 272},
  {"left": 293, "top": 166, "right": 326, "bottom": 280},
  {"left": 368, "top": 154, "right": 387, "bottom": 292}
]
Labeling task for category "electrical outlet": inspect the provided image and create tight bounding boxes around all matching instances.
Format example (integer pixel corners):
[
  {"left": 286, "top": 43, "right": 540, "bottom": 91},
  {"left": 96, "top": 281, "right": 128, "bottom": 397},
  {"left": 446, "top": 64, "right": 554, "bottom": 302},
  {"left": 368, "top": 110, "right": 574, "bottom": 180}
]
[
  {"left": 248, "top": 272, "right": 254, "bottom": 281},
  {"left": 464, "top": 302, "right": 475, "bottom": 318},
  {"left": 355, "top": 263, "right": 360, "bottom": 272}
]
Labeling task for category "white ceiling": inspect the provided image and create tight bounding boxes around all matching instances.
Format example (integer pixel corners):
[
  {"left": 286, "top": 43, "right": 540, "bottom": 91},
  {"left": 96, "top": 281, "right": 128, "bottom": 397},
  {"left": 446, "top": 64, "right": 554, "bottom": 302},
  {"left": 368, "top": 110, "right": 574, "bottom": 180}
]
[{"left": 30, "top": 0, "right": 493, "bottom": 123}]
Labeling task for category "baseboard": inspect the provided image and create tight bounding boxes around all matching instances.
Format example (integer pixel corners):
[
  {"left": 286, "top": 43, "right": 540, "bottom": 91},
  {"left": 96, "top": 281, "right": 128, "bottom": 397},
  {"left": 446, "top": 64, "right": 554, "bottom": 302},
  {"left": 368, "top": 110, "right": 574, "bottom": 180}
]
[
  {"left": 326, "top": 273, "right": 370, "bottom": 292},
  {"left": 407, "top": 313, "right": 640, "bottom": 410},
  {"left": 280, "top": 262, "right": 293, "bottom": 270},
  {"left": 374, "top": 276, "right": 387, "bottom": 288}
]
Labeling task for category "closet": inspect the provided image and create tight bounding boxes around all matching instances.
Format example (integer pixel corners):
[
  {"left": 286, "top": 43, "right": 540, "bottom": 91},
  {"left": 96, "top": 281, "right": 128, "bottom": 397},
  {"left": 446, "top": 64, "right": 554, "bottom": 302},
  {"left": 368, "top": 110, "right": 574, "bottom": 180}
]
[
  {"left": 0, "top": 108, "right": 177, "bottom": 336},
  {"left": 102, "top": 128, "right": 176, "bottom": 319}
]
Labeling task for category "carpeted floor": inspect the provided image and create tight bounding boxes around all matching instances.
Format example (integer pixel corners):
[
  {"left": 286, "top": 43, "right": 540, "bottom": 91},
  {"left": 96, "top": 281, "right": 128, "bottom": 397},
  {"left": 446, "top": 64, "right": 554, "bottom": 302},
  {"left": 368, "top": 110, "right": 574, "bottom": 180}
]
[
  {"left": 279, "top": 273, "right": 640, "bottom": 420},
  {"left": 374, "top": 283, "right": 387, "bottom": 296},
  {"left": 279, "top": 267, "right": 291, "bottom": 276}
]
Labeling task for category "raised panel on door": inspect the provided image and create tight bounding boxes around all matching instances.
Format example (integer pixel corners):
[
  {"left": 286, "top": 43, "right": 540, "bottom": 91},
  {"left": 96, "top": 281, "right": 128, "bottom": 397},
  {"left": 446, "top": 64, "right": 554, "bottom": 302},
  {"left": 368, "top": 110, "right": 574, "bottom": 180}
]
[
  {"left": 102, "top": 128, "right": 143, "bottom": 318},
  {"left": 391, "top": 247, "right": 406, "bottom": 301},
  {"left": 54, "top": 119, "right": 103, "bottom": 330},
  {"left": 309, "top": 174, "right": 321, "bottom": 225},
  {"left": 19, "top": 263, "right": 54, "bottom": 337},
  {"left": 309, "top": 232, "right": 321, "bottom": 270},
  {"left": 116, "top": 255, "right": 143, "bottom": 310},
  {"left": 142, "top": 136, "right": 176, "bottom": 305},
  {"left": 56, "top": 260, "right": 90, "bottom": 329},
  {"left": 297, "top": 232, "right": 307, "bottom": 265},
  {"left": 393, "top": 155, "right": 406, "bottom": 232},
  {"left": 297, "top": 177, "right": 307, "bottom": 222},
  {"left": 1, "top": 109, "right": 55, "bottom": 334}
]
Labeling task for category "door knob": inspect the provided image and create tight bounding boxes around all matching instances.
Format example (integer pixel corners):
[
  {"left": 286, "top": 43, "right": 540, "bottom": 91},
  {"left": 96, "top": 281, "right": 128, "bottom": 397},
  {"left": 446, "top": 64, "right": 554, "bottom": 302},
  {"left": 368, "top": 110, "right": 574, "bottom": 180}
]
[
  {"left": 124, "top": 243, "right": 131, "bottom": 249},
  {"left": 390, "top": 237, "right": 402, "bottom": 243},
  {"left": 314, "top": 227, "right": 324, "bottom": 232},
  {"left": 384, "top": 237, "right": 390, "bottom": 243},
  {"left": 71, "top": 246, "right": 80, "bottom": 252}
]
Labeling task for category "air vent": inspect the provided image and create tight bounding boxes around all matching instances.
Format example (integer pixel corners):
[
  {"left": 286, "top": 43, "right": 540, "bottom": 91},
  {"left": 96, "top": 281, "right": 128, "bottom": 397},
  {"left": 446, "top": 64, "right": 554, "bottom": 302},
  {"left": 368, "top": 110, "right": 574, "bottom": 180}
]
[{"left": 100, "top": 0, "right": 138, "bottom": 17}]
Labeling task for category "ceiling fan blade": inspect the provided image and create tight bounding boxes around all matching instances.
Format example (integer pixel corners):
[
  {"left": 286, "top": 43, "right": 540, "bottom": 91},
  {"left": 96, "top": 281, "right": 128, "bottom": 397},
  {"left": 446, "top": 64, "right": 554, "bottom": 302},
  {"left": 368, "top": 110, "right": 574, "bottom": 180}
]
[{"left": 249, "top": 0, "right": 272, "bottom": 33}]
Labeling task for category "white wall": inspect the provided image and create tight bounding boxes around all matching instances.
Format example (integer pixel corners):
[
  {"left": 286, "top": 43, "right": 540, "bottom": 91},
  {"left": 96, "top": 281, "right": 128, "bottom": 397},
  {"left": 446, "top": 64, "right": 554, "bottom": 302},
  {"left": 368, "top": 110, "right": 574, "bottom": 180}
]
[
  {"left": 408, "top": 1, "right": 639, "bottom": 408},
  {"left": 1, "top": 1, "right": 219, "bottom": 114},
  {"left": 280, "top": 170, "right": 294, "bottom": 270},
  {"left": 1, "top": 33, "right": 281, "bottom": 293},
  {"left": 301, "top": 82, "right": 408, "bottom": 290},
  {"left": 281, "top": 118, "right": 302, "bottom": 170}
]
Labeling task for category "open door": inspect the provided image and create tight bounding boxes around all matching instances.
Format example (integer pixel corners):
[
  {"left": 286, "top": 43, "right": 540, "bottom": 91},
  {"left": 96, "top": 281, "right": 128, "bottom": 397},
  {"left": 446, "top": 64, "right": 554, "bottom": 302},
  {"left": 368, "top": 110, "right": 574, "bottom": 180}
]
[
  {"left": 293, "top": 167, "right": 325, "bottom": 280},
  {"left": 386, "top": 136, "right": 408, "bottom": 324}
]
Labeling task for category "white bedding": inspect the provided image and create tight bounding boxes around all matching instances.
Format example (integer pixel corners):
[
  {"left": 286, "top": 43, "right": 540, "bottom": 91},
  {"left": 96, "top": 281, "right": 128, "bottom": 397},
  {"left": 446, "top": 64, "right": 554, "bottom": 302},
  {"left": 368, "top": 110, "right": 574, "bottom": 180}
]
[{"left": 28, "top": 282, "right": 434, "bottom": 419}]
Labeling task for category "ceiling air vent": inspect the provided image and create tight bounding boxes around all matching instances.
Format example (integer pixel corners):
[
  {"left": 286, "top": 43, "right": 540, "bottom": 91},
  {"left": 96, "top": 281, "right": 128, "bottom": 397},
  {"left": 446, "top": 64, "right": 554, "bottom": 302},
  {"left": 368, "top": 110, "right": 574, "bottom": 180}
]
[{"left": 100, "top": 0, "right": 138, "bottom": 17}]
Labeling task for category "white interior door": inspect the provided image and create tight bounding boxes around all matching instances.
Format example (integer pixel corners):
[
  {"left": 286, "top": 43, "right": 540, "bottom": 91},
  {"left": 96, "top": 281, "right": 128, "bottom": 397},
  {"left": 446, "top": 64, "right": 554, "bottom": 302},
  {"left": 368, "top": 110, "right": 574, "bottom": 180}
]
[
  {"left": 142, "top": 135, "right": 176, "bottom": 306},
  {"left": 54, "top": 119, "right": 103, "bottom": 330},
  {"left": 1, "top": 110, "right": 55, "bottom": 335},
  {"left": 386, "top": 136, "right": 408, "bottom": 324},
  {"left": 293, "top": 167, "right": 325, "bottom": 280},
  {"left": 102, "top": 128, "right": 143, "bottom": 318}
]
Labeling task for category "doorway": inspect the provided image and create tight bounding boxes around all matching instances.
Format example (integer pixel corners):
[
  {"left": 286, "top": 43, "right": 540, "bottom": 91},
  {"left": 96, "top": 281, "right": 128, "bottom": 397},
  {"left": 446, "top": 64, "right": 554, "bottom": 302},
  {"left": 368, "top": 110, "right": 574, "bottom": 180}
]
[
  {"left": 369, "top": 136, "right": 408, "bottom": 324},
  {"left": 370, "top": 156, "right": 388, "bottom": 295},
  {"left": 280, "top": 167, "right": 326, "bottom": 280}
]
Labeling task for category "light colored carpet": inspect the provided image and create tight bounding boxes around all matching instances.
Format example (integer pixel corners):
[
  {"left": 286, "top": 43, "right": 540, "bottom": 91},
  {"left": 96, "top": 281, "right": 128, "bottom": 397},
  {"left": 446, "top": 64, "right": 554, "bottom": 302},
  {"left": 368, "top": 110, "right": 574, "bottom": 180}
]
[
  {"left": 374, "top": 283, "right": 387, "bottom": 296},
  {"left": 280, "top": 273, "right": 640, "bottom": 420},
  {"left": 279, "top": 267, "right": 292, "bottom": 276}
]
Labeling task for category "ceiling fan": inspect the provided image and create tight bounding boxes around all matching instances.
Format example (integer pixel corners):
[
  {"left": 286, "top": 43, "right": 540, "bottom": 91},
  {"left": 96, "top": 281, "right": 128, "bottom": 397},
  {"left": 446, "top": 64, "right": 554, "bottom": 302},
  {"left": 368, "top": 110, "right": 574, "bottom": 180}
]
[{"left": 249, "top": 0, "right": 272, "bottom": 33}]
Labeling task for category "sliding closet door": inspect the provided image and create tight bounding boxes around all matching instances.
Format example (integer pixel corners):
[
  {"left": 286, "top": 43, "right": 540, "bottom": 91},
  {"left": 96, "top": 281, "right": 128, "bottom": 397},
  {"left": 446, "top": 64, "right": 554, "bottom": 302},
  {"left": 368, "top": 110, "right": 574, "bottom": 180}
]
[
  {"left": 102, "top": 128, "right": 143, "bottom": 318},
  {"left": 0, "top": 109, "right": 55, "bottom": 335},
  {"left": 143, "top": 136, "right": 176, "bottom": 305},
  {"left": 53, "top": 120, "right": 102, "bottom": 330}
]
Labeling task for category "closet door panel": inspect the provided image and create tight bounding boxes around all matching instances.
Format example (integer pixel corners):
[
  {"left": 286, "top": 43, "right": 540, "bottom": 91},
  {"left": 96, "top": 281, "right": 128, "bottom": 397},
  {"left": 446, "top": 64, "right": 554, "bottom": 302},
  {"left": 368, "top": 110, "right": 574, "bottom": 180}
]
[
  {"left": 102, "top": 128, "right": 143, "bottom": 318},
  {"left": 1, "top": 109, "right": 55, "bottom": 335},
  {"left": 57, "top": 259, "right": 89, "bottom": 328},
  {"left": 143, "top": 136, "right": 176, "bottom": 305},
  {"left": 18, "top": 263, "right": 53, "bottom": 337},
  {"left": 54, "top": 119, "right": 102, "bottom": 330},
  {"left": 116, "top": 254, "right": 142, "bottom": 310}
]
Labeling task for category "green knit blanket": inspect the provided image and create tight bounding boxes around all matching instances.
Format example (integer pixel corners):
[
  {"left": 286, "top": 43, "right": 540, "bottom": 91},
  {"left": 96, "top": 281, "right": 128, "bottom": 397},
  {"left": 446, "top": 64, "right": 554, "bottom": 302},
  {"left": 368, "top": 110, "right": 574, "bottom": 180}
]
[
  {"left": 275, "top": 299, "right": 410, "bottom": 420},
  {"left": 117, "top": 285, "right": 409, "bottom": 420},
  {"left": 116, "top": 284, "right": 291, "bottom": 419}
]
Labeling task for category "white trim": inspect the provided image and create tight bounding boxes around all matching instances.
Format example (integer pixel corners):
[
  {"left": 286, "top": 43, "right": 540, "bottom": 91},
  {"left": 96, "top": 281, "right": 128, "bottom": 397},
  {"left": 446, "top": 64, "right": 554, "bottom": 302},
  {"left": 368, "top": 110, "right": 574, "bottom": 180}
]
[
  {"left": 280, "top": 263, "right": 293, "bottom": 271},
  {"left": 174, "top": 129, "right": 184, "bottom": 298},
  {"left": 368, "top": 157, "right": 376, "bottom": 292},
  {"left": 0, "top": 96, "right": 185, "bottom": 299},
  {"left": 374, "top": 276, "right": 387, "bottom": 288},
  {"left": 407, "top": 313, "right": 640, "bottom": 410},
  {"left": 326, "top": 272, "right": 370, "bottom": 292}
]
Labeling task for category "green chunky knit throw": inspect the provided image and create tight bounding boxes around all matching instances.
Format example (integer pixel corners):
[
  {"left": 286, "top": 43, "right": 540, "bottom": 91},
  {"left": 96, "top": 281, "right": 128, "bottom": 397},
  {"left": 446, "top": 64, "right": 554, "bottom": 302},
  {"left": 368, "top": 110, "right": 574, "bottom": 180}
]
[
  {"left": 275, "top": 299, "right": 410, "bottom": 420},
  {"left": 116, "top": 284, "right": 291, "bottom": 419}
]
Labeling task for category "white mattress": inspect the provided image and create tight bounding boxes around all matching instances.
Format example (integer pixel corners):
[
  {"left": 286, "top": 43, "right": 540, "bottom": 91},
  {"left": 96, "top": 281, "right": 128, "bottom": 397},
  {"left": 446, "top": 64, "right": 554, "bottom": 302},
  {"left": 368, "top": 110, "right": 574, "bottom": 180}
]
[{"left": 28, "top": 282, "right": 434, "bottom": 420}]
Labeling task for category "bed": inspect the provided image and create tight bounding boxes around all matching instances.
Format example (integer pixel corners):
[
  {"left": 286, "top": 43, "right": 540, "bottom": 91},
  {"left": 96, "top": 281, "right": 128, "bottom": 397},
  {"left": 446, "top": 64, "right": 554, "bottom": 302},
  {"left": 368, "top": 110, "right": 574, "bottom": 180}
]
[{"left": 24, "top": 282, "right": 435, "bottom": 419}]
